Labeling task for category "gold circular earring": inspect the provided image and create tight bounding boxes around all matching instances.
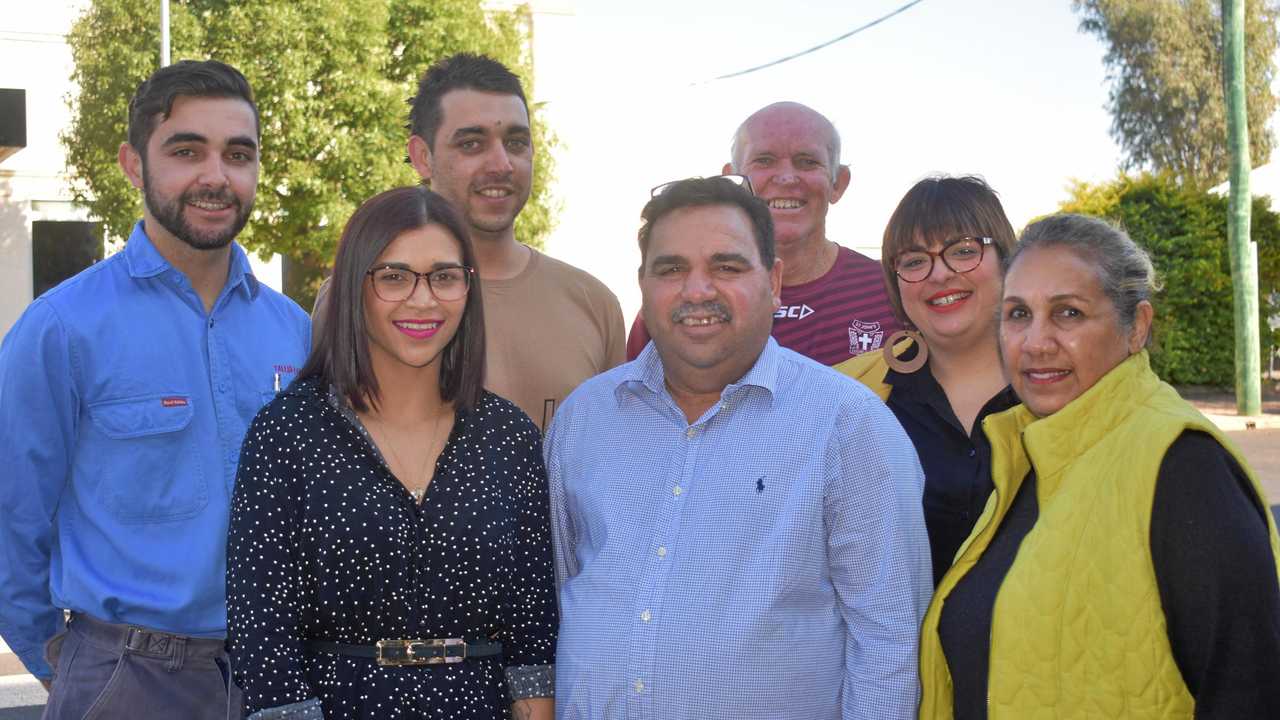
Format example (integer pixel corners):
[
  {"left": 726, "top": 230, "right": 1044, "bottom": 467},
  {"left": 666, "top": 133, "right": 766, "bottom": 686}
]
[{"left": 883, "top": 329, "right": 929, "bottom": 373}]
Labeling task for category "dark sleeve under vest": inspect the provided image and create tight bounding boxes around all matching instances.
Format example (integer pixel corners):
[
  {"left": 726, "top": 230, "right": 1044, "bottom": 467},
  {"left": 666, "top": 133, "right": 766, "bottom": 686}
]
[
  {"left": 1151, "top": 430, "right": 1280, "bottom": 719},
  {"left": 939, "top": 430, "right": 1280, "bottom": 720}
]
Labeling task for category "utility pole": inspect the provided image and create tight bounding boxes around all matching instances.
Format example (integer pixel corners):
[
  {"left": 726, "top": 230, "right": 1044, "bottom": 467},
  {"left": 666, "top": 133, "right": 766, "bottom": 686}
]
[
  {"left": 1222, "top": 0, "right": 1261, "bottom": 415},
  {"left": 160, "top": 0, "right": 170, "bottom": 67}
]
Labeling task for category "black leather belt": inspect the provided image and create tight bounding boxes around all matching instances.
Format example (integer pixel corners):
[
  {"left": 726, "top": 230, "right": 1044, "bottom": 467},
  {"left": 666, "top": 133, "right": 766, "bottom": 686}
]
[{"left": 307, "top": 638, "right": 502, "bottom": 666}]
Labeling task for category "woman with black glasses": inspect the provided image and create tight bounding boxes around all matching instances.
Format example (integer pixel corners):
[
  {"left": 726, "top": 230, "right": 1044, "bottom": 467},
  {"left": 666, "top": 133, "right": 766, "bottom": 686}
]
[
  {"left": 227, "top": 186, "right": 556, "bottom": 719},
  {"left": 836, "top": 175, "right": 1018, "bottom": 586}
]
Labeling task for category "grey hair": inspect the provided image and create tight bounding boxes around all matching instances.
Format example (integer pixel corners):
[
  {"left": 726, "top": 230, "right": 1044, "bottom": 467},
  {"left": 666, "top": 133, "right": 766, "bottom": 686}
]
[
  {"left": 728, "top": 102, "right": 842, "bottom": 184},
  {"left": 1008, "top": 213, "right": 1161, "bottom": 346}
]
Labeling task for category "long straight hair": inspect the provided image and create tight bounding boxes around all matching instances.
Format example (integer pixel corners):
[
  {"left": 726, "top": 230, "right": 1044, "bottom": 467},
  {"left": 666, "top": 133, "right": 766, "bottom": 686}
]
[{"left": 299, "top": 186, "right": 486, "bottom": 412}]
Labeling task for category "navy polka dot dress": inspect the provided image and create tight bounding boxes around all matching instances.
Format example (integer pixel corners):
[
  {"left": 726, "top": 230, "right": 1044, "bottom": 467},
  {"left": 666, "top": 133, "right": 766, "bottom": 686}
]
[{"left": 228, "top": 376, "right": 557, "bottom": 719}]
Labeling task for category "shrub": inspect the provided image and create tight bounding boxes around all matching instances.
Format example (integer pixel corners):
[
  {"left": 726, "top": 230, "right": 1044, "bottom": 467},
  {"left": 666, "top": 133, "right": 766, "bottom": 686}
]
[{"left": 1059, "top": 173, "right": 1280, "bottom": 385}]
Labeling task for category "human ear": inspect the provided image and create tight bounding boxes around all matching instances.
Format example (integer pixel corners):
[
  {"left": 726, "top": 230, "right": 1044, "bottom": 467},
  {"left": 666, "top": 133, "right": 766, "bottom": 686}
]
[
  {"left": 118, "top": 142, "right": 144, "bottom": 190},
  {"left": 407, "top": 135, "right": 434, "bottom": 184},
  {"left": 1129, "top": 300, "right": 1154, "bottom": 353},
  {"left": 829, "top": 164, "right": 851, "bottom": 204}
]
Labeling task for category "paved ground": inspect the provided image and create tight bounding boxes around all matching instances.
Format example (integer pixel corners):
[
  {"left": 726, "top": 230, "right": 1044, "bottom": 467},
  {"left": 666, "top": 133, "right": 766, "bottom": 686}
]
[
  {"left": 1225, "top": 428, "right": 1280, "bottom": 501},
  {"left": 1183, "top": 383, "right": 1280, "bottom": 501},
  {"left": 0, "top": 674, "right": 42, "bottom": 718}
]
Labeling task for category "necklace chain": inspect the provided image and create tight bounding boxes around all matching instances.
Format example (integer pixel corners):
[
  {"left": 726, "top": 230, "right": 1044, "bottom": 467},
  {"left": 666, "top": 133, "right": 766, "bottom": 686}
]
[{"left": 364, "top": 408, "right": 446, "bottom": 504}]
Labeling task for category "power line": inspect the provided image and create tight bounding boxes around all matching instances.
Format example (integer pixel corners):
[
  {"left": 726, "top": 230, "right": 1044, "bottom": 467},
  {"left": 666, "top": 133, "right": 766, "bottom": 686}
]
[{"left": 695, "top": 0, "right": 928, "bottom": 85}]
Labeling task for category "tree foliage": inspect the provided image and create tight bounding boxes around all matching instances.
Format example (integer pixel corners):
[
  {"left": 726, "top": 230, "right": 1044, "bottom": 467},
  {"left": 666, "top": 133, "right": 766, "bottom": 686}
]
[
  {"left": 1061, "top": 173, "right": 1280, "bottom": 385},
  {"left": 63, "top": 0, "right": 556, "bottom": 298},
  {"left": 1072, "top": 0, "right": 1279, "bottom": 188}
]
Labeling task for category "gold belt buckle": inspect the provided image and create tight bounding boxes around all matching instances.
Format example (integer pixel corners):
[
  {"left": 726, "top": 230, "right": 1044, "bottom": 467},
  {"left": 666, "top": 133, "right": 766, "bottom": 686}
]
[{"left": 375, "top": 638, "right": 466, "bottom": 666}]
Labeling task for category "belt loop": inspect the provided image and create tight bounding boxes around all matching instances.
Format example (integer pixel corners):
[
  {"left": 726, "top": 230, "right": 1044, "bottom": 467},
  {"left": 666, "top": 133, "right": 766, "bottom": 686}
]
[
  {"left": 124, "top": 627, "right": 144, "bottom": 654},
  {"left": 166, "top": 636, "right": 187, "bottom": 672}
]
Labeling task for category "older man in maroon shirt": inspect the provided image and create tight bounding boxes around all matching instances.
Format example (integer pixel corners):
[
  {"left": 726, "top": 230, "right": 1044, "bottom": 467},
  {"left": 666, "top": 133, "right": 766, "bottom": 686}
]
[{"left": 626, "top": 102, "right": 900, "bottom": 366}]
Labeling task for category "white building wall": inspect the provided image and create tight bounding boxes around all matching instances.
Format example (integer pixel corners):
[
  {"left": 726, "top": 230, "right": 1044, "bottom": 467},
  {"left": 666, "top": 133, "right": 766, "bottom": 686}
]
[{"left": 0, "top": 1, "right": 89, "bottom": 341}]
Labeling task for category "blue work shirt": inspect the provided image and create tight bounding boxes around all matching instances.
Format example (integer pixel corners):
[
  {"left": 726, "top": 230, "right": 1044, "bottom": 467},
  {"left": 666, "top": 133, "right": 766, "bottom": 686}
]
[
  {"left": 545, "top": 338, "right": 932, "bottom": 720},
  {"left": 0, "top": 221, "right": 310, "bottom": 679}
]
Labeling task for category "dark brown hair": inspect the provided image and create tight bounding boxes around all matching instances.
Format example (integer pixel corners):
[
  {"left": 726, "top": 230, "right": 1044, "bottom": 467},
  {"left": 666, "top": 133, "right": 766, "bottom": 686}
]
[
  {"left": 127, "top": 59, "right": 258, "bottom": 160},
  {"left": 637, "top": 176, "right": 775, "bottom": 271},
  {"left": 880, "top": 175, "right": 1017, "bottom": 325},
  {"left": 407, "top": 53, "right": 528, "bottom": 151},
  {"left": 300, "top": 186, "right": 486, "bottom": 411}
]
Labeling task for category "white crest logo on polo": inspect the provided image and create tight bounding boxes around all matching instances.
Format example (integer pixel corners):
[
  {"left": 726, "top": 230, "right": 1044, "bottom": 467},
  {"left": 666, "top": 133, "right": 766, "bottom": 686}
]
[{"left": 848, "top": 319, "right": 884, "bottom": 355}]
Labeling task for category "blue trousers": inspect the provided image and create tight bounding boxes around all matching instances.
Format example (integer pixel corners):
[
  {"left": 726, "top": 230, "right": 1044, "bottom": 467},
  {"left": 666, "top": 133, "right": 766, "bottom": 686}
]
[{"left": 42, "top": 613, "right": 244, "bottom": 720}]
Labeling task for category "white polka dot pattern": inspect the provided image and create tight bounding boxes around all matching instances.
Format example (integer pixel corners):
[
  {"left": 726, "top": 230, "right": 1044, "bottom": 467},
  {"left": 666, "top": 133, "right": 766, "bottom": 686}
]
[{"left": 228, "top": 376, "right": 557, "bottom": 718}]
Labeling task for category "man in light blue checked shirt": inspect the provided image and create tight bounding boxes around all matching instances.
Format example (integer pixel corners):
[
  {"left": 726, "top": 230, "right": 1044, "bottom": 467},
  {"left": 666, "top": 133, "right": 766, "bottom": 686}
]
[{"left": 545, "top": 175, "right": 932, "bottom": 719}]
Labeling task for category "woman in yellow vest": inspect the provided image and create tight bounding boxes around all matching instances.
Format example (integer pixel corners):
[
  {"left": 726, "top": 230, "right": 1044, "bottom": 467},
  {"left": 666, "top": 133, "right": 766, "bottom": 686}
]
[
  {"left": 836, "top": 176, "right": 1019, "bottom": 586},
  {"left": 918, "top": 213, "right": 1280, "bottom": 719}
]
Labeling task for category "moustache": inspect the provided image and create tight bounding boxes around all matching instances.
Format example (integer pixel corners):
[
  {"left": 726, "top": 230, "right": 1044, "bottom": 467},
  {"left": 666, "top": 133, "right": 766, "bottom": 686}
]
[
  {"left": 671, "top": 302, "right": 731, "bottom": 324},
  {"left": 182, "top": 189, "right": 240, "bottom": 208}
]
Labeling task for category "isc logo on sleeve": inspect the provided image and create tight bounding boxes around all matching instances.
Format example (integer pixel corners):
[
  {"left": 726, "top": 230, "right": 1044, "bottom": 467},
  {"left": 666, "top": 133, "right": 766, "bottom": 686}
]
[{"left": 773, "top": 304, "right": 814, "bottom": 320}]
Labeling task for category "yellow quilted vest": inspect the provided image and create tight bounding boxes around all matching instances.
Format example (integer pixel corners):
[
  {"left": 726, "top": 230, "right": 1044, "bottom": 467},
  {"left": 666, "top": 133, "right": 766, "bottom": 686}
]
[{"left": 918, "top": 351, "right": 1280, "bottom": 719}]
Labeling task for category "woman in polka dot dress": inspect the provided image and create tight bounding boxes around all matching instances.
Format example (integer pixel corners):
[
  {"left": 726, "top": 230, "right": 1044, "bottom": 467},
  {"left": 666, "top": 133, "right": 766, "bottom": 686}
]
[{"left": 227, "top": 186, "right": 556, "bottom": 720}]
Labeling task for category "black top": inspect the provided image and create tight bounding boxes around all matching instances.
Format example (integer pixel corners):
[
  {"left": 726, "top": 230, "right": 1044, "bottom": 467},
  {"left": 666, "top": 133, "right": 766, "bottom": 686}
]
[
  {"left": 885, "top": 358, "right": 1019, "bottom": 586},
  {"left": 937, "top": 431, "right": 1280, "bottom": 719},
  {"left": 227, "top": 376, "right": 558, "bottom": 719}
]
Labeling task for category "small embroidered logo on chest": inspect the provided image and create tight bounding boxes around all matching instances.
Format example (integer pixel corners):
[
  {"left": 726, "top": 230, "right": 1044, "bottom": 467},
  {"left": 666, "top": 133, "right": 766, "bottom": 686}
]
[
  {"left": 756, "top": 477, "right": 766, "bottom": 494},
  {"left": 161, "top": 397, "right": 188, "bottom": 408}
]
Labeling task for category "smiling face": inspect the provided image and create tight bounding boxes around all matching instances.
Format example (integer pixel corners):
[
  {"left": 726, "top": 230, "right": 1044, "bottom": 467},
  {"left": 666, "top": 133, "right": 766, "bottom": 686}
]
[
  {"left": 408, "top": 89, "right": 532, "bottom": 241},
  {"left": 120, "top": 95, "right": 259, "bottom": 252},
  {"left": 897, "top": 235, "right": 1002, "bottom": 353},
  {"left": 728, "top": 104, "right": 849, "bottom": 254},
  {"left": 363, "top": 223, "right": 469, "bottom": 380},
  {"left": 640, "top": 204, "right": 782, "bottom": 394},
  {"left": 1000, "top": 245, "right": 1150, "bottom": 417}
]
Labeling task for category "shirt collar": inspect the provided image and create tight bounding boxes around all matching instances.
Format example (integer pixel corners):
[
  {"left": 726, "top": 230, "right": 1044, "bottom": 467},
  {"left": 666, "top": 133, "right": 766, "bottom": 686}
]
[
  {"left": 615, "top": 336, "right": 781, "bottom": 407},
  {"left": 124, "top": 220, "right": 261, "bottom": 301}
]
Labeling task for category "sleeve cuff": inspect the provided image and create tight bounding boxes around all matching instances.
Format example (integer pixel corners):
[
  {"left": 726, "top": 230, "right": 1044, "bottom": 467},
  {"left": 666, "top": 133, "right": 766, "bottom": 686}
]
[
  {"left": 247, "top": 698, "right": 324, "bottom": 719},
  {"left": 505, "top": 664, "right": 555, "bottom": 700}
]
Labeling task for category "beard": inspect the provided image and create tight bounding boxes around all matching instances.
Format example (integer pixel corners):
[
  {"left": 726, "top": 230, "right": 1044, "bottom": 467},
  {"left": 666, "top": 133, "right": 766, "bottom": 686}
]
[{"left": 142, "top": 163, "right": 253, "bottom": 250}]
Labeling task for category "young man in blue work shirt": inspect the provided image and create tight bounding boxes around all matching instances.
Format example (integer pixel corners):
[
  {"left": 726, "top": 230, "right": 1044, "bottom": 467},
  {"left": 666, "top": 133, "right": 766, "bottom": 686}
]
[{"left": 0, "top": 60, "right": 309, "bottom": 719}]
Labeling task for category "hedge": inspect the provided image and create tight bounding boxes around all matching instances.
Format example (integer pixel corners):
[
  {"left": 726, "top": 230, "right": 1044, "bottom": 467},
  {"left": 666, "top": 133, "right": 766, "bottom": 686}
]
[{"left": 1058, "top": 173, "right": 1280, "bottom": 386}]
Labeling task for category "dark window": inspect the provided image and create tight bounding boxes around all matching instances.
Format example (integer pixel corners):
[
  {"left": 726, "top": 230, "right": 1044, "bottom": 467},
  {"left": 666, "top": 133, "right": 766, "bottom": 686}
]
[
  {"left": 32, "top": 221, "right": 103, "bottom": 297},
  {"left": 0, "top": 88, "right": 26, "bottom": 163}
]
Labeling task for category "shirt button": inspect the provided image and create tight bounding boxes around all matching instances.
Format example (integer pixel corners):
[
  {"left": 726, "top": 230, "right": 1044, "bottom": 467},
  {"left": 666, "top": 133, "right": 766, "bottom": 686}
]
[
  {"left": 218, "top": 382, "right": 227, "bottom": 392},
  {"left": 672, "top": 486, "right": 683, "bottom": 496},
  {"left": 656, "top": 546, "right": 667, "bottom": 557},
  {"left": 634, "top": 679, "right": 645, "bottom": 693},
  {"left": 685, "top": 427, "right": 697, "bottom": 439},
  {"left": 640, "top": 609, "right": 651, "bottom": 622},
  {"left": 968, "top": 448, "right": 977, "bottom": 458}
]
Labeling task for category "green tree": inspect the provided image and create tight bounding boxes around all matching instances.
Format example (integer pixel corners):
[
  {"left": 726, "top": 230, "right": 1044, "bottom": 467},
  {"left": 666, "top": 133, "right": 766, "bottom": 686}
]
[
  {"left": 1072, "top": 0, "right": 1279, "bottom": 188},
  {"left": 1060, "top": 172, "right": 1280, "bottom": 385},
  {"left": 63, "top": 0, "right": 556, "bottom": 305}
]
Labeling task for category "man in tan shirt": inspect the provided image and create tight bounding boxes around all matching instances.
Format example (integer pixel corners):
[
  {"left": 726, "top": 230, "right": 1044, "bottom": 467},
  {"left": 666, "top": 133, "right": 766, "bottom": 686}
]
[{"left": 315, "top": 54, "right": 624, "bottom": 430}]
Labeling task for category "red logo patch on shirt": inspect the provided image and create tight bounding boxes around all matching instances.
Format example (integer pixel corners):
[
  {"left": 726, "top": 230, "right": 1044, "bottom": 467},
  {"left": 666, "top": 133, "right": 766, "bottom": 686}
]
[{"left": 161, "top": 397, "right": 189, "bottom": 408}]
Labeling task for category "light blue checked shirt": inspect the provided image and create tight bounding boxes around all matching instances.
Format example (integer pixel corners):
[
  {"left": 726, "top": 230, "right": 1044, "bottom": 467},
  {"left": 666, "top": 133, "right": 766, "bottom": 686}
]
[{"left": 546, "top": 338, "right": 931, "bottom": 720}]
